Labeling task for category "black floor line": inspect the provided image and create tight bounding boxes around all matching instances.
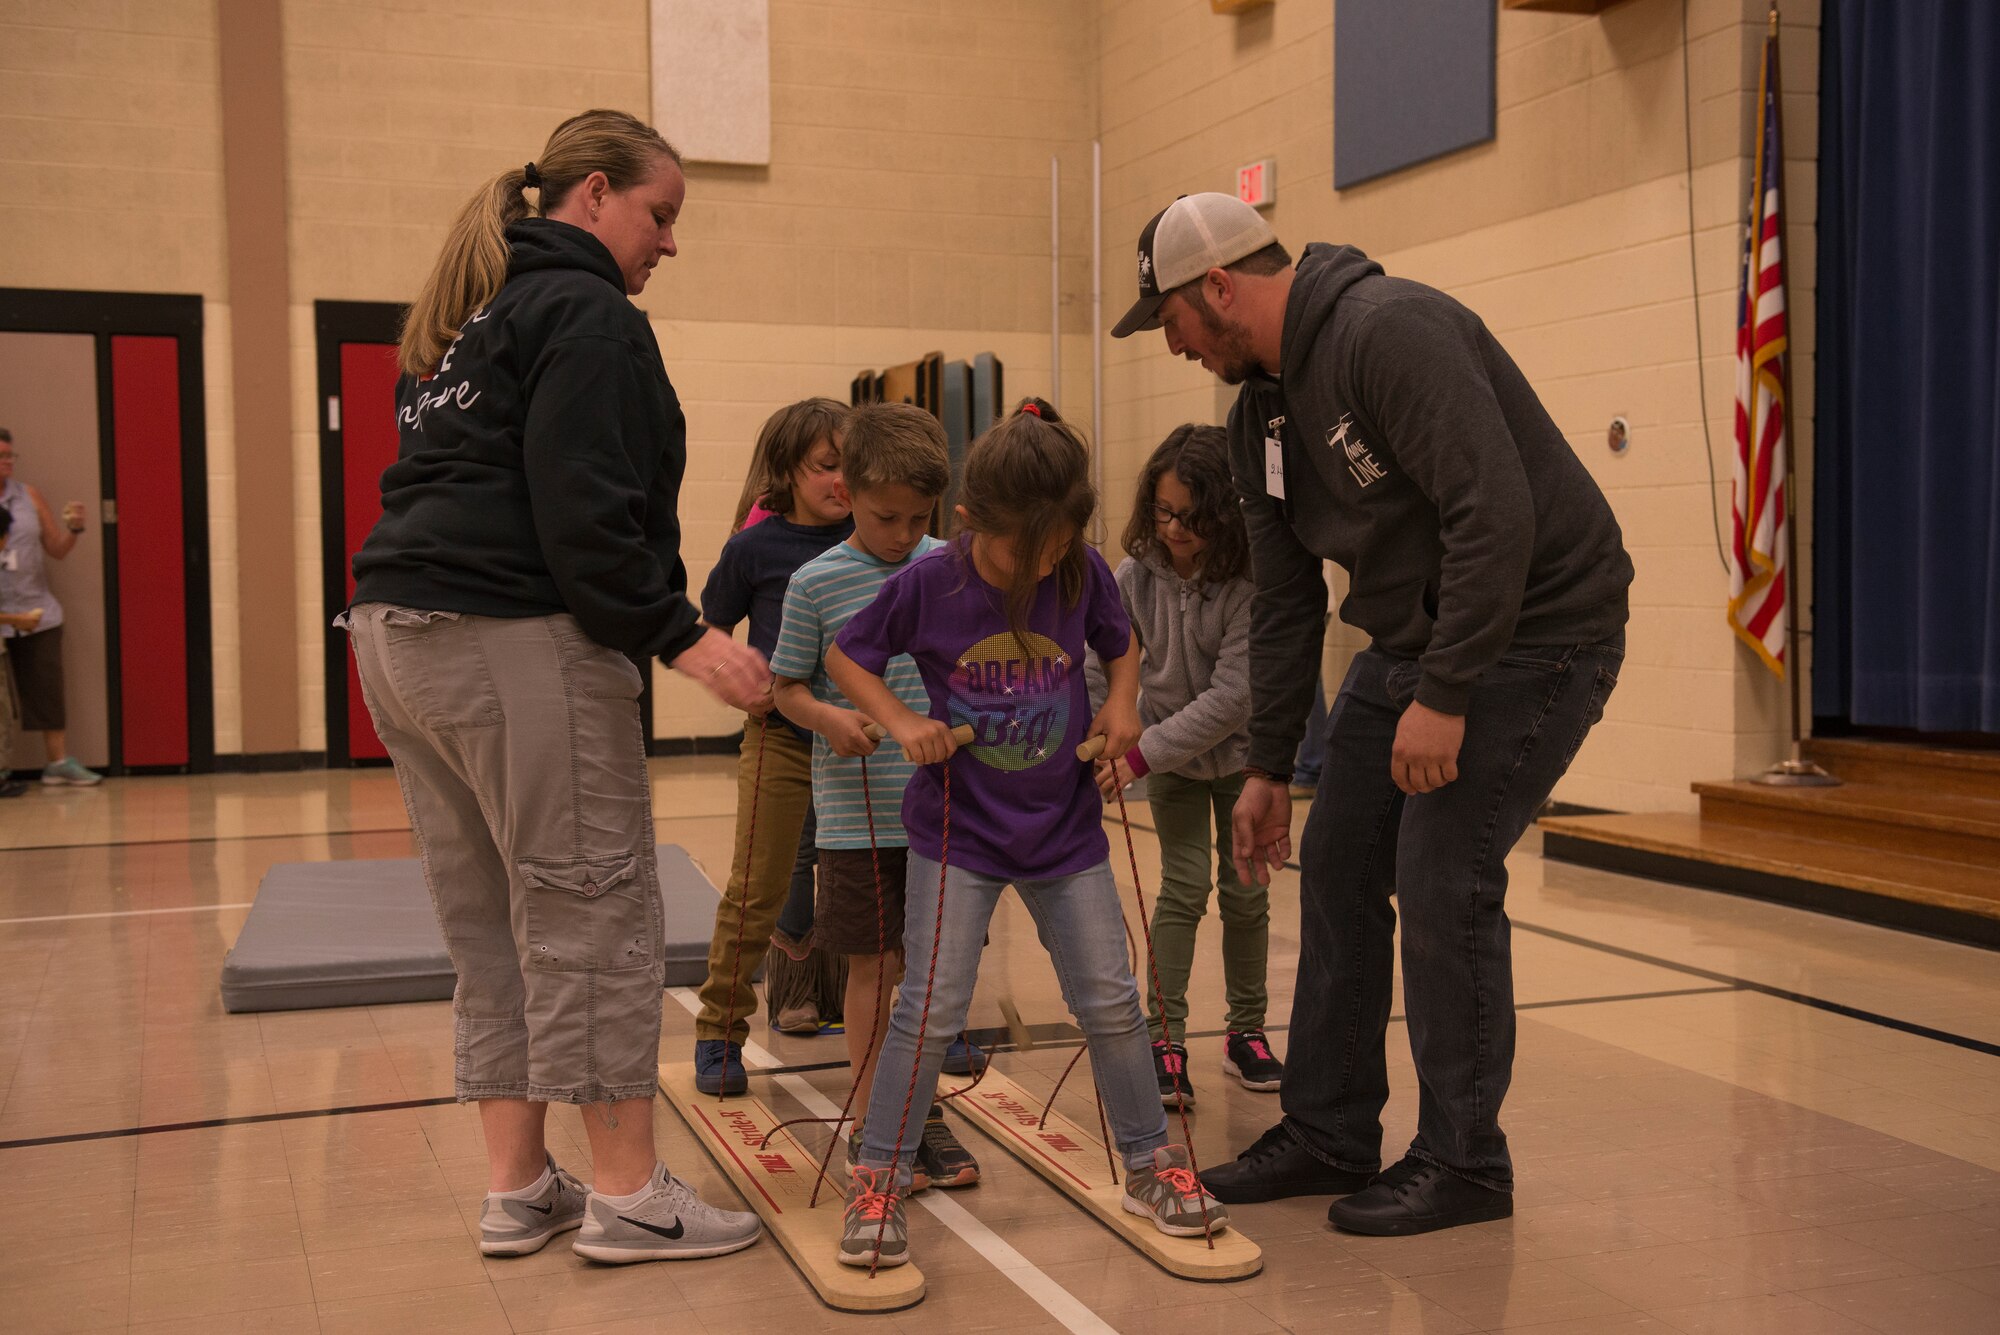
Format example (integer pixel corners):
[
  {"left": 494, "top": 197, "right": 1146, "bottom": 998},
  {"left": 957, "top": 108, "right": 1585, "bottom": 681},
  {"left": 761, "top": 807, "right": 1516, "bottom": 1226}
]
[
  {"left": 744, "top": 983, "right": 1742, "bottom": 1073},
  {"left": 0, "top": 804, "right": 735, "bottom": 856},
  {"left": 0, "top": 1095, "right": 459, "bottom": 1150},
  {"left": 0, "top": 985, "right": 1745, "bottom": 1148},
  {"left": 1103, "top": 813, "right": 2000, "bottom": 1060}
]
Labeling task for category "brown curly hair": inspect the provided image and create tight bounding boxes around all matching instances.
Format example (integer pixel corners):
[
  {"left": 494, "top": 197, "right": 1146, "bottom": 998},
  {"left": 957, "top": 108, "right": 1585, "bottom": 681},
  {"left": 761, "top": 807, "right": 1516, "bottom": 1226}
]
[{"left": 1120, "top": 423, "right": 1248, "bottom": 586}]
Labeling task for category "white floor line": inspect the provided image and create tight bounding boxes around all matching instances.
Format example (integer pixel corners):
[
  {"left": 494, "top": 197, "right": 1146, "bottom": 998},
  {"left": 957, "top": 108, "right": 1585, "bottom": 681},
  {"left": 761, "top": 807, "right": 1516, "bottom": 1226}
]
[
  {"left": 666, "top": 987, "right": 1115, "bottom": 1335},
  {"left": 0, "top": 901, "right": 255, "bottom": 925}
]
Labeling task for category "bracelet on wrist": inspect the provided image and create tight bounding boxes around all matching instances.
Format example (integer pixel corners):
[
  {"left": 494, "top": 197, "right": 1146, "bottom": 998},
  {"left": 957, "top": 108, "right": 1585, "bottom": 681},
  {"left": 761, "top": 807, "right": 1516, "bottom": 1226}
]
[{"left": 1243, "top": 766, "right": 1292, "bottom": 784}]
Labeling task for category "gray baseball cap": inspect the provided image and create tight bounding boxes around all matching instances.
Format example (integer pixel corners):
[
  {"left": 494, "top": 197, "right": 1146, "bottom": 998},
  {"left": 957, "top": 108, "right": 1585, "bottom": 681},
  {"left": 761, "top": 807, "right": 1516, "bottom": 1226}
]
[{"left": 1111, "top": 192, "right": 1278, "bottom": 338}]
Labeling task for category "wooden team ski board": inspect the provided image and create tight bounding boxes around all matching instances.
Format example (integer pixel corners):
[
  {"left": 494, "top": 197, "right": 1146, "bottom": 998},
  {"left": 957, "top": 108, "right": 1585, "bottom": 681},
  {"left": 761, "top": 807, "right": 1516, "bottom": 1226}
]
[
  {"left": 658, "top": 1062, "right": 925, "bottom": 1312},
  {"left": 948, "top": 1065, "right": 1262, "bottom": 1280}
]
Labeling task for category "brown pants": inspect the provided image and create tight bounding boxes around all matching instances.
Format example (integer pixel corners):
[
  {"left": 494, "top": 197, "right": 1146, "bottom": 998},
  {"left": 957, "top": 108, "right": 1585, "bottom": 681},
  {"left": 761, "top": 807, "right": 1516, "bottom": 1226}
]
[
  {"left": 347, "top": 603, "right": 665, "bottom": 1103},
  {"left": 694, "top": 719, "right": 813, "bottom": 1043}
]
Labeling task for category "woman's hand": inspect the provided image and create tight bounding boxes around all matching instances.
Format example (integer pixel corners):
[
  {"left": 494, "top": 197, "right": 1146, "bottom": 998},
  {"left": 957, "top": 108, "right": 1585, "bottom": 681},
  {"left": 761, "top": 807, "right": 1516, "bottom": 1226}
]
[{"left": 671, "top": 627, "right": 772, "bottom": 713}]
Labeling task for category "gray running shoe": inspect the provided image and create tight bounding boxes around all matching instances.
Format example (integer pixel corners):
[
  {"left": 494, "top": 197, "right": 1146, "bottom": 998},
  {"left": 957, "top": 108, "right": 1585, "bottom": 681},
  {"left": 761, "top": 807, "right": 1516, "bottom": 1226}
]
[
  {"left": 573, "top": 1161, "right": 762, "bottom": 1263},
  {"left": 479, "top": 1157, "right": 588, "bottom": 1256},
  {"left": 838, "top": 1164, "right": 908, "bottom": 1268},
  {"left": 1123, "top": 1145, "right": 1231, "bottom": 1238}
]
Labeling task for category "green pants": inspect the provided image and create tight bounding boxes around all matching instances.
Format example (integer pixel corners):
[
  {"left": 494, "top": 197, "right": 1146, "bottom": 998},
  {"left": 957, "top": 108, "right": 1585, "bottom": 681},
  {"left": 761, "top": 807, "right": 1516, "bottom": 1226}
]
[{"left": 1143, "top": 769, "right": 1268, "bottom": 1044}]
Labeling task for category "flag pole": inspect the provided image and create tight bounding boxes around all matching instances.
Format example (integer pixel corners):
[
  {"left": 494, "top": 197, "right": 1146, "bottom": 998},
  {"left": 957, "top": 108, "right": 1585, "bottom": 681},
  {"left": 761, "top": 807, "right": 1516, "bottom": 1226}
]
[{"left": 1751, "top": 0, "right": 1839, "bottom": 787}]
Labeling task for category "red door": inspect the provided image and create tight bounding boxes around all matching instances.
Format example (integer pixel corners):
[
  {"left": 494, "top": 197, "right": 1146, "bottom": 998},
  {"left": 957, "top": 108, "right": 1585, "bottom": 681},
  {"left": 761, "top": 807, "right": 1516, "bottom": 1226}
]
[{"left": 337, "top": 342, "right": 400, "bottom": 762}]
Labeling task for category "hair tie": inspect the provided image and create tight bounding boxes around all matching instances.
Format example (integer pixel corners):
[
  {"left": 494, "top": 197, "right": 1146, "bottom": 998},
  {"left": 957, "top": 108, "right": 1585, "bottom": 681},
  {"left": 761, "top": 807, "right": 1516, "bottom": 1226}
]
[
  {"left": 1020, "top": 401, "right": 1043, "bottom": 418},
  {"left": 522, "top": 161, "right": 543, "bottom": 189}
]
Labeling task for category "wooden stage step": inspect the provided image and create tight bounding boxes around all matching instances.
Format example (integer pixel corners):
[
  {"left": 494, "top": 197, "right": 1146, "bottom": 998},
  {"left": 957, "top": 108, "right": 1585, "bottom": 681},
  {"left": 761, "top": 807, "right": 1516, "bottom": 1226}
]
[
  {"left": 1541, "top": 738, "right": 2000, "bottom": 949},
  {"left": 1693, "top": 779, "right": 2000, "bottom": 868}
]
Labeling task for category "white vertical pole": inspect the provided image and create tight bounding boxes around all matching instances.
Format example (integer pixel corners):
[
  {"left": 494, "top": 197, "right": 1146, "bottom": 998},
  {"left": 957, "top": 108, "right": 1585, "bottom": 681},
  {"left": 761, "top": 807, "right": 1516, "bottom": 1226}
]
[
  {"left": 1050, "top": 154, "right": 1062, "bottom": 409},
  {"left": 1091, "top": 139, "right": 1105, "bottom": 542}
]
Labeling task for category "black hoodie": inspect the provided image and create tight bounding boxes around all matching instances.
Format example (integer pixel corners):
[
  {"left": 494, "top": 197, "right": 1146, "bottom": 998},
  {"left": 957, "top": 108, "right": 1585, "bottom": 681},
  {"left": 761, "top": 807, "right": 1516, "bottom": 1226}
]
[
  {"left": 351, "top": 218, "right": 703, "bottom": 663},
  {"left": 1228, "top": 243, "right": 1632, "bottom": 774}
]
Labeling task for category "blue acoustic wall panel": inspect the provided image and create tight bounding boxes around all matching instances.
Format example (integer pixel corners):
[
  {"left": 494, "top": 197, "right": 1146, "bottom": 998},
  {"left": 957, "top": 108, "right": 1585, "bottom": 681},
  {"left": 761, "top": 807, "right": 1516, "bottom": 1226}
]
[{"left": 1335, "top": 0, "right": 1496, "bottom": 189}]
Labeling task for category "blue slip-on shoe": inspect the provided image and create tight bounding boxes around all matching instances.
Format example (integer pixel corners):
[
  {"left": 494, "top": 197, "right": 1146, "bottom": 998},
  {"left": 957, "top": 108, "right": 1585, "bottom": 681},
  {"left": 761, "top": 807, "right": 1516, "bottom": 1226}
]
[
  {"left": 941, "top": 1034, "right": 985, "bottom": 1076},
  {"left": 693, "top": 1038, "right": 749, "bottom": 1096}
]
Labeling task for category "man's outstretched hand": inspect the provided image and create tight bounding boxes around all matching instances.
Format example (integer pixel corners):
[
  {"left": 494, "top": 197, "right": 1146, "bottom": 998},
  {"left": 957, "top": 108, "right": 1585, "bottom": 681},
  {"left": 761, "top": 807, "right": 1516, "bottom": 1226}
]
[{"left": 1231, "top": 775, "right": 1294, "bottom": 886}]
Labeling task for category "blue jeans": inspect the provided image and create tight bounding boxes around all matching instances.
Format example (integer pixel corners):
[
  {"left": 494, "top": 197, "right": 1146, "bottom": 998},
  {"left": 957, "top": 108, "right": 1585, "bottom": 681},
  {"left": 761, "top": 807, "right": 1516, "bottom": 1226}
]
[
  {"left": 1281, "top": 637, "right": 1622, "bottom": 1192},
  {"left": 775, "top": 805, "right": 817, "bottom": 941},
  {"left": 858, "top": 853, "right": 1168, "bottom": 1185}
]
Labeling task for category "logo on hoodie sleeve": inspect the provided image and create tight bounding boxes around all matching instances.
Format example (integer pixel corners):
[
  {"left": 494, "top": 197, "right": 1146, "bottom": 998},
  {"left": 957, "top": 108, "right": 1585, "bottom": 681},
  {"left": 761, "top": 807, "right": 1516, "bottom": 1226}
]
[{"left": 1326, "top": 414, "right": 1387, "bottom": 489}]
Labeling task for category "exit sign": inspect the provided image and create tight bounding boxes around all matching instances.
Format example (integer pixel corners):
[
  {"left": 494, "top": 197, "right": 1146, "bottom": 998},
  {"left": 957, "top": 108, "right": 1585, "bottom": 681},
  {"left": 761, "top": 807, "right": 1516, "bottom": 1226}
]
[{"left": 1237, "top": 158, "right": 1276, "bottom": 208}]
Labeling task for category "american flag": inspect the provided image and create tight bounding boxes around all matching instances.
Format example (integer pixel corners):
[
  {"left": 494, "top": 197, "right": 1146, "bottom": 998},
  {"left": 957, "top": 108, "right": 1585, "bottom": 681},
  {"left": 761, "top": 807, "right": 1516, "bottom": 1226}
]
[{"left": 1728, "top": 26, "right": 1789, "bottom": 676}]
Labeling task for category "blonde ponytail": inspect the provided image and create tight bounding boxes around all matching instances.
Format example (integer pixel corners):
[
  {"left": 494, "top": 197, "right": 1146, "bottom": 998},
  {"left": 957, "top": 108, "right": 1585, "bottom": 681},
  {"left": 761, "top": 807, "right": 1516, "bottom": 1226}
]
[{"left": 398, "top": 109, "right": 683, "bottom": 377}]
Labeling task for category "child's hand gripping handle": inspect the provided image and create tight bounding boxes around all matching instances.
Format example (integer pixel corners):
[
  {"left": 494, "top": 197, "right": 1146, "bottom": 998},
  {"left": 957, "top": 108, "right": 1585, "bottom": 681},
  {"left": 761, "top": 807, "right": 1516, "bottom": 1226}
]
[
  {"left": 1075, "top": 735, "right": 1109, "bottom": 762},
  {"left": 863, "top": 721, "right": 973, "bottom": 763}
]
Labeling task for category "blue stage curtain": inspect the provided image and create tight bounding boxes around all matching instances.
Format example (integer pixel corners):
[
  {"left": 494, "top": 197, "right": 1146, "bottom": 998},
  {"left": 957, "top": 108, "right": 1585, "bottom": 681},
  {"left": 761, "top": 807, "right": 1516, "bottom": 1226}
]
[{"left": 1813, "top": 0, "right": 2000, "bottom": 733}]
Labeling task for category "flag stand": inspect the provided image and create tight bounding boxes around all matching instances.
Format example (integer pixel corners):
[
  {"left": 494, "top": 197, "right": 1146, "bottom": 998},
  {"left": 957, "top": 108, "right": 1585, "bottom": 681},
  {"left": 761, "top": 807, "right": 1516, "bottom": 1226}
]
[{"left": 1745, "top": 2, "right": 1839, "bottom": 790}]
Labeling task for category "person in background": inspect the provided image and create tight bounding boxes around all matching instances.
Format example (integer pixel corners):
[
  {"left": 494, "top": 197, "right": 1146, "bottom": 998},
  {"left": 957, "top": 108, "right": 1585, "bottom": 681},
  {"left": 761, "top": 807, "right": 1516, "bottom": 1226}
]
[
  {"left": 346, "top": 108, "right": 767, "bottom": 1265},
  {"left": 0, "top": 501, "right": 47, "bottom": 798},
  {"left": 0, "top": 427, "right": 102, "bottom": 786}
]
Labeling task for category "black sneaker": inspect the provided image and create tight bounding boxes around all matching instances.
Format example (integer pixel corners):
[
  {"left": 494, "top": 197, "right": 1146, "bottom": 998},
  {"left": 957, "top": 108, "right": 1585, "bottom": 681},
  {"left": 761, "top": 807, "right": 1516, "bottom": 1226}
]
[
  {"left": 1327, "top": 1157, "right": 1512, "bottom": 1236},
  {"left": 1198, "top": 1122, "right": 1376, "bottom": 1204},
  {"left": 0, "top": 779, "right": 28, "bottom": 799},
  {"left": 1151, "top": 1039, "right": 1194, "bottom": 1108},
  {"left": 915, "top": 1104, "right": 979, "bottom": 1188},
  {"left": 1222, "top": 1029, "right": 1284, "bottom": 1091}
]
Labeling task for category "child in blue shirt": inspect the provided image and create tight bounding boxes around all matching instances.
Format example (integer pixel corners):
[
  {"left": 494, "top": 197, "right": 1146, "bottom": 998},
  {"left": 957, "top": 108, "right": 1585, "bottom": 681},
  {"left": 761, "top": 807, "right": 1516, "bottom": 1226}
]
[{"left": 771, "top": 403, "right": 979, "bottom": 1193}]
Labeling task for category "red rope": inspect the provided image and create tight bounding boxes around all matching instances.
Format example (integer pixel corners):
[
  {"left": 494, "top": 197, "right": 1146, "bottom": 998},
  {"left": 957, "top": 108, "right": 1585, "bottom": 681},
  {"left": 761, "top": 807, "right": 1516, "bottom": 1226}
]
[
  {"left": 805, "top": 749, "right": 892, "bottom": 1208},
  {"left": 872, "top": 760, "right": 950, "bottom": 1276},
  {"left": 1113, "top": 781, "right": 1216, "bottom": 1247},
  {"left": 715, "top": 712, "right": 772, "bottom": 1103}
]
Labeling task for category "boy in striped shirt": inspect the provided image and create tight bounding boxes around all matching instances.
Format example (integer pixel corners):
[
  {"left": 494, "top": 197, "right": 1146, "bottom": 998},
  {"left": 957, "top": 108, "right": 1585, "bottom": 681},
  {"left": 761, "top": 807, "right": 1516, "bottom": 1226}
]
[{"left": 770, "top": 403, "right": 980, "bottom": 1192}]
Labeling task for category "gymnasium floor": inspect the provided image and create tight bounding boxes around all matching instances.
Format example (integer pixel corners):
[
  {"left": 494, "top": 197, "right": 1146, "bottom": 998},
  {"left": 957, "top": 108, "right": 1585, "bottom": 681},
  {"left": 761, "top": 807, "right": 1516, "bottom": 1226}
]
[{"left": 1, "top": 759, "right": 1995, "bottom": 1334}]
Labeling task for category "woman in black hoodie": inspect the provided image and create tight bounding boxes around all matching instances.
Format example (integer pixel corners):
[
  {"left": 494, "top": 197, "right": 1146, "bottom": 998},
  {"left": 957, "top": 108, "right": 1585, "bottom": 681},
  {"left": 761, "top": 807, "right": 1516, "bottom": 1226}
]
[{"left": 347, "top": 109, "right": 765, "bottom": 1264}]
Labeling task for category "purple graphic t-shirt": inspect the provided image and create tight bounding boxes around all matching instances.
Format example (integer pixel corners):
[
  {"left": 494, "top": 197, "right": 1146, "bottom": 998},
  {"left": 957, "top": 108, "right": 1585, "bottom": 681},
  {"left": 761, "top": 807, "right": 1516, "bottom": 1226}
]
[{"left": 836, "top": 540, "right": 1131, "bottom": 881}]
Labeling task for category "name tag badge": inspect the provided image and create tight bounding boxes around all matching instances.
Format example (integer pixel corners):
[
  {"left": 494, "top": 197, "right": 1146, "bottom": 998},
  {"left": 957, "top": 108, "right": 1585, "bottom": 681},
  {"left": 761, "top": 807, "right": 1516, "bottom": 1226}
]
[
  {"left": 1264, "top": 435, "right": 1286, "bottom": 500},
  {"left": 0, "top": 548, "right": 16, "bottom": 572}
]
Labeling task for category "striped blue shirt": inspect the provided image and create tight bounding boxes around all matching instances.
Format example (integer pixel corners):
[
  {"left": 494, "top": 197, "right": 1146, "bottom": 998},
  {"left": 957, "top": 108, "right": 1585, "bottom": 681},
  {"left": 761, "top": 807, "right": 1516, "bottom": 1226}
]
[{"left": 770, "top": 536, "right": 943, "bottom": 849}]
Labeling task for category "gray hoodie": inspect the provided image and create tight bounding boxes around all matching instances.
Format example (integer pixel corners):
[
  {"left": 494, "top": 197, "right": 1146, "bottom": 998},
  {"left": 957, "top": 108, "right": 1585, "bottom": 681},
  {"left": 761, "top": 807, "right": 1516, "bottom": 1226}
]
[
  {"left": 1228, "top": 243, "right": 1632, "bottom": 776},
  {"left": 1111, "top": 551, "right": 1254, "bottom": 781}
]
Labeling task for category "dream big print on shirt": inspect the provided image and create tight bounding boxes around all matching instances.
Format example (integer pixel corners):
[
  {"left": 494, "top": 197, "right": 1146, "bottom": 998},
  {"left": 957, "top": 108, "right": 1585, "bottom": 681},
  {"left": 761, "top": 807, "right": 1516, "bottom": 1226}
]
[{"left": 836, "top": 541, "right": 1131, "bottom": 882}]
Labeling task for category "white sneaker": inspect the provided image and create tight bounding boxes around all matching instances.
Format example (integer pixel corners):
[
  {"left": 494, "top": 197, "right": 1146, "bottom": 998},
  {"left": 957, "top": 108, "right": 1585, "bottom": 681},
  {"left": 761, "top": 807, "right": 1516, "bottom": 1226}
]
[
  {"left": 573, "top": 1161, "right": 762, "bottom": 1263},
  {"left": 479, "top": 1157, "right": 588, "bottom": 1256}
]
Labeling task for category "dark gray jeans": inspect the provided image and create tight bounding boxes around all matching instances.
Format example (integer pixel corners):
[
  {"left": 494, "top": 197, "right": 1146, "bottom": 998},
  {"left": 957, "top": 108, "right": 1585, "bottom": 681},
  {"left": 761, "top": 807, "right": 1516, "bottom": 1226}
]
[
  {"left": 347, "top": 603, "right": 665, "bottom": 1104},
  {"left": 1280, "top": 636, "right": 1622, "bottom": 1192}
]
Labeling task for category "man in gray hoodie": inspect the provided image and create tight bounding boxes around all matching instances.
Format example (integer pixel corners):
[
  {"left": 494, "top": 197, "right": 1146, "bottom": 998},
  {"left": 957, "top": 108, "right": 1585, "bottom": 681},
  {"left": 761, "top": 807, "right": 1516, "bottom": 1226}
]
[{"left": 1112, "top": 193, "right": 1631, "bottom": 1236}]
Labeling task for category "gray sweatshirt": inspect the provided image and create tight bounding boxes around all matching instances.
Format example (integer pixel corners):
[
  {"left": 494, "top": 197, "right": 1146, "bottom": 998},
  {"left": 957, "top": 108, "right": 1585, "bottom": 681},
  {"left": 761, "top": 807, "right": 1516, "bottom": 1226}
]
[
  {"left": 1112, "top": 552, "right": 1254, "bottom": 781},
  {"left": 1228, "top": 243, "right": 1632, "bottom": 777}
]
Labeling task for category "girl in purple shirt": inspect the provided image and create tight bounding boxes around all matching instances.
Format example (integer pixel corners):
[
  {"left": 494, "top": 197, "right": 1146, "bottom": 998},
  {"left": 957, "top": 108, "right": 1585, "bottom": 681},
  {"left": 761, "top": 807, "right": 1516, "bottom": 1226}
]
[{"left": 826, "top": 400, "right": 1232, "bottom": 1271}]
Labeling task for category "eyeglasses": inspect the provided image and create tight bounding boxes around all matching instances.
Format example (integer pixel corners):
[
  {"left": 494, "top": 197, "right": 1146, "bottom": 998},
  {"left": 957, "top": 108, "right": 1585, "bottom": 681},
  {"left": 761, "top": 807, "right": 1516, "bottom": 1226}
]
[{"left": 1149, "top": 503, "right": 1199, "bottom": 532}]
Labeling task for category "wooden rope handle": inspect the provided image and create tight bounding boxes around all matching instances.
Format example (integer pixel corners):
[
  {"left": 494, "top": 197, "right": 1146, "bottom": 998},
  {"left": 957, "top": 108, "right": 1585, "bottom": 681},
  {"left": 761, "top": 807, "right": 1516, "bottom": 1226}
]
[
  {"left": 860, "top": 723, "right": 1108, "bottom": 762},
  {"left": 862, "top": 721, "right": 976, "bottom": 746}
]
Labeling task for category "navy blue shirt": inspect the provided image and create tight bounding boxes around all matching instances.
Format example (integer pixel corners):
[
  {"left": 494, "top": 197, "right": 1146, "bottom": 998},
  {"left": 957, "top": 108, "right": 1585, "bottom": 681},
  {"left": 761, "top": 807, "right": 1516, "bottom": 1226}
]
[{"left": 702, "top": 514, "right": 852, "bottom": 738}]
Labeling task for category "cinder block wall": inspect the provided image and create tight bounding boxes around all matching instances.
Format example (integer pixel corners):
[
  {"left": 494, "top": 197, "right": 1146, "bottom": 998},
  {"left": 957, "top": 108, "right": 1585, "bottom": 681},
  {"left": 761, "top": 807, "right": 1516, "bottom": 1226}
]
[
  {"left": 1096, "top": 0, "right": 1820, "bottom": 813},
  {"left": 2, "top": 0, "right": 1823, "bottom": 809}
]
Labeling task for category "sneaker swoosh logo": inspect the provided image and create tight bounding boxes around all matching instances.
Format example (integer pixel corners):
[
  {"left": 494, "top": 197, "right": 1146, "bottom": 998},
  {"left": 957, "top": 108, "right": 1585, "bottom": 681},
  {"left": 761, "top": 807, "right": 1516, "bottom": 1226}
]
[
  {"left": 521, "top": 1201, "right": 554, "bottom": 1215},
  {"left": 616, "top": 1214, "right": 685, "bottom": 1240}
]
